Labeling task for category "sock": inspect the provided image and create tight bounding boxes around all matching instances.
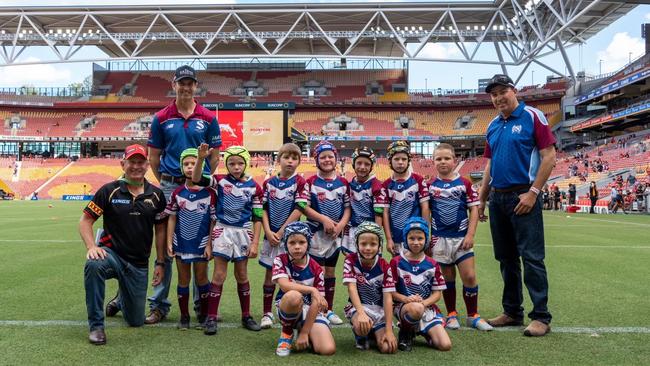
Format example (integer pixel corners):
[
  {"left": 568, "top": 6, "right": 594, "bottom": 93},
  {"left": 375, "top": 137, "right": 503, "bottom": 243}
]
[
  {"left": 237, "top": 281, "right": 251, "bottom": 318},
  {"left": 325, "top": 277, "right": 336, "bottom": 311},
  {"left": 279, "top": 309, "right": 299, "bottom": 335},
  {"left": 198, "top": 284, "right": 210, "bottom": 318},
  {"left": 463, "top": 285, "right": 479, "bottom": 317},
  {"left": 263, "top": 285, "right": 276, "bottom": 314},
  {"left": 442, "top": 281, "right": 457, "bottom": 315},
  {"left": 177, "top": 286, "right": 190, "bottom": 317},
  {"left": 207, "top": 282, "right": 223, "bottom": 319},
  {"left": 401, "top": 312, "right": 419, "bottom": 332}
]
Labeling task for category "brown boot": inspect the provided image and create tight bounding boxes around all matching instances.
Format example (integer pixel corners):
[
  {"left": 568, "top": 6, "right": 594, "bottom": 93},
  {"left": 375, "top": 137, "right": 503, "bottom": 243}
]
[
  {"left": 523, "top": 320, "right": 551, "bottom": 337},
  {"left": 88, "top": 329, "right": 106, "bottom": 345},
  {"left": 144, "top": 309, "right": 166, "bottom": 325},
  {"left": 487, "top": 313, "right": 523, "bottom": 327}
]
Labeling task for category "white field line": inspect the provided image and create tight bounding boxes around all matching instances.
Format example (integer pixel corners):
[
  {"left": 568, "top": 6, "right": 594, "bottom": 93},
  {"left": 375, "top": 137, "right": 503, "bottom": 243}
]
[
  {"left": 0, "top": 320, "right": 649, "bottom": 334},
  {"left": 544, "top": 215, "right": 650, "bottom": 227}
]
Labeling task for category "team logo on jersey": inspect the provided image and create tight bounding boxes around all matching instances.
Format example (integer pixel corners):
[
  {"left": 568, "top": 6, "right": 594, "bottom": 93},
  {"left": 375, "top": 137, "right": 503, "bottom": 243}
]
[
  {"left": 403, "top": 274, "right": 412, "bottom": 286},
  {"left": 397, "top": 184, "right": 404, "bottom": 189},
  {"left": 198, "top": 202, "right": 208, "bottom": 212},
  {"left": 279, "top": 182, "right": 286, "bottom": 187},
  {"left": 165, "top": 123, "right": 174, "bottom": 130},
  {"left": 317, "top": 192, "right": 326, "bottom": 202},
  {"left": 87, "top": 201, "right": 103, "bottom": 216},
  {"left": 269, "top": 190, "right": 276, "bottom": 199},
  {"left": 326, "top": 183, "right": 333, "bottom": 188},
  {"left": 356, "top": 274, "right": 366, "bottom": 284},
  {"left": 189, "top": 194, "right": 196, "bottom": 199},
  {"left": 512, "top": 124, "right": 522, "bottom": 134},
  {"left": 196, "top": 120, "right": 205, "bottom": 131},
  {"left": 144, "top": 198, "right": 155, "bottom": 208},
  {"left": 223, "top": 184, "right": 233, "bottom": 194}
]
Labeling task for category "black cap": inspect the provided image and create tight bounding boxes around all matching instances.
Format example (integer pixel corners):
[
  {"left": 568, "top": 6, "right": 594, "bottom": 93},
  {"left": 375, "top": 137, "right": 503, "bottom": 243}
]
[
  {"left": 173, "top": 65, "right": 198, "bottom": 82},
  {"left": 485, "top": 74, "right": 515, "bottom": 93}
]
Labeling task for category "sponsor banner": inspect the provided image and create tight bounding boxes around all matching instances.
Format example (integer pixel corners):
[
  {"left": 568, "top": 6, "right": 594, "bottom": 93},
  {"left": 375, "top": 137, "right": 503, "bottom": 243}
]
[
  {"left": 62, "top": 195, "right": 94, "bottom": 201},
  {"left": 575, "top": 68, "right": 650, "bottom": 105},
  {"left": 204, "top": 102, "right": 294, "bottom": 110},
  {"left": 571, "top": 101, "right": 650, "bottom": 132},
  {"left": 308, "top": 136, "right": 440, "bottom": 141}
]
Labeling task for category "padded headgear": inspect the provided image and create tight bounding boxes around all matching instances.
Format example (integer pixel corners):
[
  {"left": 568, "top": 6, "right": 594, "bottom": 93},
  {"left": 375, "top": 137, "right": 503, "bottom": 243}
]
[
  {"left": 402, "top": 216, "right": 430, "bottom": 253},
  {"left": 223, "top": 145, "right": 251, "bottom": 175},
  {"left": 282, "top": 221, "right": 313, "bottom": 254},
  {"left": 354, "top": 221, "right": 384, "bottom": 259}
]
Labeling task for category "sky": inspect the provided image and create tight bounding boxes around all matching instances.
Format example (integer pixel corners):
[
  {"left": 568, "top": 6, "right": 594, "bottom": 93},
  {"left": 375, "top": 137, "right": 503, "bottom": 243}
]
[{"left": 0, "top": 1, "right": 647, "bottom": 90}]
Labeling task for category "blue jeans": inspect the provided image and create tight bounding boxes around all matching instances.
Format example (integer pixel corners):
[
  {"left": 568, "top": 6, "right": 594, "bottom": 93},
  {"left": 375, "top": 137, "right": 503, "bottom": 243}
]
[
  {"left": 148, "top": 179, "right": 201, "bottom": 316},
  {"left": 488, "top": 189, "right": 552, "bottom": 324},
  {"left": 84, "top": 247, "right": 148, "bottom": 330}
]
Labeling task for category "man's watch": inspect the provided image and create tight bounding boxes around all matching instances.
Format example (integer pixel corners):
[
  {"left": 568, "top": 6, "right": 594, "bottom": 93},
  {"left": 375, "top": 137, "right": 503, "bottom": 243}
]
[{"left": 155, "top": 260, "right": 165, "bottom": 267}]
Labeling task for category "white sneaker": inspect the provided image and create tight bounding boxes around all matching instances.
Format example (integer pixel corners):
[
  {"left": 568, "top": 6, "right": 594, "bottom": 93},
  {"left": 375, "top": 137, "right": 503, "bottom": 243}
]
[
  {"left": 467, "top": 315, "right": 493, "bottom": 331},
  {"left": 326, "top": 310, "right": 343, "bottom": 325},
  {"left": 445, "top": 313, "right": 461, "bottom": 330},
  {"left": 260, "top": 312, "right": 274, "bottom": 329}
]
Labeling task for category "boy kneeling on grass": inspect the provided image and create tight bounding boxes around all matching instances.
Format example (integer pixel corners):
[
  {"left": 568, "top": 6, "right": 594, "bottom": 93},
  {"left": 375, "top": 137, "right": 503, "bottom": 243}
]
[{"left": 272, "top": 222, "right": 336, "bottom": 357}]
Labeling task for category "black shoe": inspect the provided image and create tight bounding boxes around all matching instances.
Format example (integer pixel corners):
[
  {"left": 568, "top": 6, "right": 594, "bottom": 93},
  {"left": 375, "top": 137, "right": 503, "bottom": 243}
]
[
  {"left": 355, "top": 336, "right": 369, "bottom": 350},
  {"left": 242, "top": 316, "right": 261, "bottom": 331},
  {"left": 196, "top": 314, "right": 207, "bottom": 330},
  {"left": 398, "top": 328, "right": 414, "bottom": 352},
  {"left": 88, "top": 329, "right": 107, "bottom": 345},
  {"left": 105, "top": 294, "right": 120, "bottom": 317},
  {"left": 178, "top": 315, "right": 190, "bottom": 330},
  {"left": 204, "top": 318, "right": 218, "bottom": 335}
]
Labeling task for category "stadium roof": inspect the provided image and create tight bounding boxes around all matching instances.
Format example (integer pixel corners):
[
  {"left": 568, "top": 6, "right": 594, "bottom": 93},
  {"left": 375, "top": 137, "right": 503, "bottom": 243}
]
[{"left": 0, "top": 1, "right": 642, "bottom": 82}]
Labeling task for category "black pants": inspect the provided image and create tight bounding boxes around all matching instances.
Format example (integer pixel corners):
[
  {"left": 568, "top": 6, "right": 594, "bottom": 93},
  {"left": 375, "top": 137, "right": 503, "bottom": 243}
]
[{"left": 590, "top": 197, "right": 597, "bottom": 213}]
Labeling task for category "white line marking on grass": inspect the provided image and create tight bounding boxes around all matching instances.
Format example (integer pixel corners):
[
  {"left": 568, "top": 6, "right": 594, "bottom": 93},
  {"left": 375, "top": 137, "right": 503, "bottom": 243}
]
[
  {"left": 1, "top": 320, "right": 650, "bottom": 334},
  {"left": 547, "top": 216, "right": 650, "bottom": 227},
  {"left": 0, "top": 240, "right": 77, "bottom": 243},
  {"left": 475, "top": 244, "right": 650, "bottom": 249}
]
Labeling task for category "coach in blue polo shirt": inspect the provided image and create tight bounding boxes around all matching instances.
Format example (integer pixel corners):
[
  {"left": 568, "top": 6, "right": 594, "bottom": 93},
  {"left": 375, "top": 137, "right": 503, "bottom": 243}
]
[
  {"left": 145, "top": 65, "right": 222, "bottom": 324},
  {"left": 477, "top": 74, "right": 556, "bottom": 337}
]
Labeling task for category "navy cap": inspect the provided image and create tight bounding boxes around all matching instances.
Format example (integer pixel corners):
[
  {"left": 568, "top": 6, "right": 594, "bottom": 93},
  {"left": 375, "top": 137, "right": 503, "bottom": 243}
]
[
  {"left": 485, "top": 74, "right": 515, "bottom": 93},
  {"left": 174, "top": 65, "right": 198, "bottom": 82}
]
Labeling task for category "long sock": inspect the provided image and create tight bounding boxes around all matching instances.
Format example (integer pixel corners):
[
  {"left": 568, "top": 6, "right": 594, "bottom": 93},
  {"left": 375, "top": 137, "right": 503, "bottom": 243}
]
[
  {"left": 207, "top": 282, "right": 223, "bottom": 319},
  {"left": 401, "top": 312, "right": 419, "bottom": 332},
  {"left": 237, "top": 281, "right": 251, "bottom": 318},
  {"left": 198, "top": 284, "right": 210, "bottom": 318},
  {"left": 325, "top": 277, "right": 336, "bottom": 311},
  {"left": 463, "top": 285, "right": 479, "bottom": 317},
  {"left": 177, "top": 286, "right": 190, "bottom": 317},
  {"left": 263, "top": 285, "right": 275, "bottom": 314},
  {"left": 279, "top": 310, "right": 299, "bottom": 335},
  {"left": 442, "top": 281, "right": 457, "bottom": 314}
]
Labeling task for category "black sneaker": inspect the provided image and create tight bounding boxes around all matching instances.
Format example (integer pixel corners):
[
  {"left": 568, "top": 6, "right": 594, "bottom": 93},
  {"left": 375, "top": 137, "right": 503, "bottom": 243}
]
[
  {"left": 354, "top": 336, "right": 369, "bottom": 350},
  {"left": 398, "top": 328, "right": 414, "bottom": 352},
  {"left": 105, "top": 294, "right": 120, "bottom": 317},
  {"left": 196, "top": 314, "right": 207, "bottom": 330},
  {"left": 242, "top": 316, "right": 262, "bottom": 331},
  {"left": 178, "top": 315, "right": 190, "bottom": 330},
  {"left": 204, "top": 318, "right": 218, "bottom": 335}
]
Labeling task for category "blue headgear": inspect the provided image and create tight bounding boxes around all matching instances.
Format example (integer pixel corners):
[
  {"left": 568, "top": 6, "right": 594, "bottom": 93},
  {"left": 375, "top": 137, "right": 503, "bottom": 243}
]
[
  {"left": 402, "top": 217, "right": 430, "bottom": 253},
  {"left": 312, "top": 140, "right": 337, "bottom": 169},
  {"left": 282, "top": 221, "right": 313, "bottom": 254}
]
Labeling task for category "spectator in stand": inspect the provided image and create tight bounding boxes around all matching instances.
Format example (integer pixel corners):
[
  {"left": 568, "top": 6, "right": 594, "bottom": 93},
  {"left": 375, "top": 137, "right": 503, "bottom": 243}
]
[
  {"left": 589, "top": 181, "right": 598, "bottom": 214},
  {"left": 627, "top": 174, "right": 636, "bottom": 186}
]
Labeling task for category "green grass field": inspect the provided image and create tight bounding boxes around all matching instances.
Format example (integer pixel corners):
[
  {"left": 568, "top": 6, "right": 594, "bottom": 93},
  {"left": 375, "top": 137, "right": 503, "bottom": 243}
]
[{"left": 1, "top": 200, "right": 649, "bottom": 365}]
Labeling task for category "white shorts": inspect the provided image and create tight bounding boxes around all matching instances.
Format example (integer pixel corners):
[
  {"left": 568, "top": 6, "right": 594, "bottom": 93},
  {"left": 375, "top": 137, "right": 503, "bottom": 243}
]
[
  {"left": 211, "top": 223, "right": 253, "bottom": 262},
  {"left": 309, "top": 229, "right": 341, "bottom": 264},
  {"left": 340, "top": 225, "right": 358, "bottom": 254},
  {"left": 394, "top": 303, "right": 444, "bottom": 334},
  {"left": 344, "top": 303, "right": 387, "bottom": 332},
  {"left": 259, "top": 239, "right": 285, "bottom": 269},
  {"left": 277, "top": 302, "right": 330, "bottom": 328},
  {"left": 431, "top": 236, "right": 474, "bottom": 266}
]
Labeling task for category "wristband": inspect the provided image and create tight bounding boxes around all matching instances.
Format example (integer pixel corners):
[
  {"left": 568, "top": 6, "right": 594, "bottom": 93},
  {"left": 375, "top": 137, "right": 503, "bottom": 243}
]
[
  {"left": 155, "top": 260, "right": 165, "bottom": 267},
  {"left": 529, "top": 186, "right": 540, "bottom": 195}
]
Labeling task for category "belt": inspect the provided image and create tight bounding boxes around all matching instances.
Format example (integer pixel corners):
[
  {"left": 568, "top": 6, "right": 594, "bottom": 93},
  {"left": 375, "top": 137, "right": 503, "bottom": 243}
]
[
  {"left": 160, "top": 173, "right": 185, "bottom": 185},
  {"left": 491, "top": 184, "right": 531, "bottom": 193}
]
